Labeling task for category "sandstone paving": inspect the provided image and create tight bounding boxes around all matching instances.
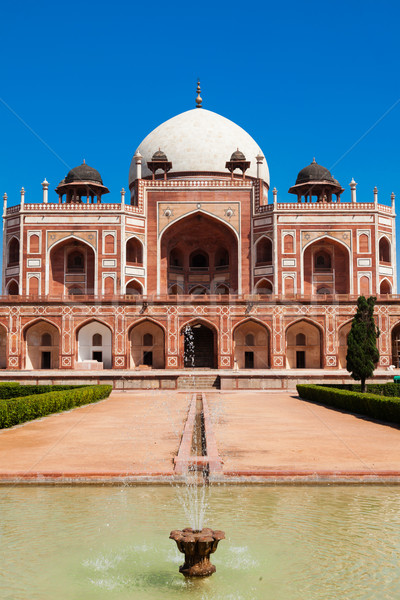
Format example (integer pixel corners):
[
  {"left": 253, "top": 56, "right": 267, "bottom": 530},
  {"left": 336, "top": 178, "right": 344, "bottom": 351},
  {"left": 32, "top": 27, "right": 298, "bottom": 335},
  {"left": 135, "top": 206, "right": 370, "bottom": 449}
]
[
  {"left": 0, "top": 391, "right": 191, "bottom": 476},
  {"left": 207, "top": 391, "right": 400, "bottom": 474}
]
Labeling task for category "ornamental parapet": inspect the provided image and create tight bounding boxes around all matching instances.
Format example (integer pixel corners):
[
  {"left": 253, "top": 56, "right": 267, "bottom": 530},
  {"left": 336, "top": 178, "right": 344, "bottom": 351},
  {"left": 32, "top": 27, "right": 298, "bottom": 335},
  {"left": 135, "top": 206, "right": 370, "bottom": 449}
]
[
  {"left": 0, "top": 293, "right": 398, "bottom": 305},
  {"left": 6, "top": 203, "right": 144, "bottom": 215}
]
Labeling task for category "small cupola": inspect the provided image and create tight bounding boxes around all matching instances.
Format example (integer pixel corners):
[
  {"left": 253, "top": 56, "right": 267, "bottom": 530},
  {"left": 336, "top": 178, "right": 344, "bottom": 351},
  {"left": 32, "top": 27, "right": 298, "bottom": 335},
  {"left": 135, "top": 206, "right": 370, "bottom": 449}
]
[
  {"left": 55, "top": 160, "right": 109, "bottom": 204},
  {"left": 288, "top": 158, "right": 344, "bottom": 203},
  {"left": 147, "top": 149, "right": 172, "bottom": 180},
  {"left": 225, "top": 148, "right": 250, "bottom": 179}
]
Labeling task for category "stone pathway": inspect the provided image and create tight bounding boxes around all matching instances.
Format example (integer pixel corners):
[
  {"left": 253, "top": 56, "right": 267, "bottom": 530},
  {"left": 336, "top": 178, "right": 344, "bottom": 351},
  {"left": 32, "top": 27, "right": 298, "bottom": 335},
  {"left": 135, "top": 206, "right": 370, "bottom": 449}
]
[
  {"left": 208, "top": 391, "right": 400, "bottom": 479},
  {"left": 0, "top": 391, "right": 190, "bottom": 480}
]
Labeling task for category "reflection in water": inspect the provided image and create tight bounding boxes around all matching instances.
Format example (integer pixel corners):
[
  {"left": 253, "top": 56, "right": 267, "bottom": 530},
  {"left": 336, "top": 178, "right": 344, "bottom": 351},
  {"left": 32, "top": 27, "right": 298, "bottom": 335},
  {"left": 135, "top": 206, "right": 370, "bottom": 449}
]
[{"left": 1, "top": 485, "right": 400, "bottom": 599}]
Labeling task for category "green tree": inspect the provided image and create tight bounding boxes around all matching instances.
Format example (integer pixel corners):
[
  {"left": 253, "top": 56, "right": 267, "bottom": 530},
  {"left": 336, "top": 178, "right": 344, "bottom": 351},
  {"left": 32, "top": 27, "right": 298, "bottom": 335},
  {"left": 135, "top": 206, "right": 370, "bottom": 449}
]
[{"left": 346, "top": 296, "right": 380, "bottom": 392}]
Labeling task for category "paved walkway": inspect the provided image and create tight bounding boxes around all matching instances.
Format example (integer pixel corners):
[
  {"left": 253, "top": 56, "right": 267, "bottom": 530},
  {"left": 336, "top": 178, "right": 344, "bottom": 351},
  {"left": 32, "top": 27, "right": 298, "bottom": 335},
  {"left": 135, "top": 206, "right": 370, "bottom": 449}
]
[
  {"left": 0, "top": 391, "right": 190, "bottom": 480},
  {"left": 208, "top": 391, "right": 400, "bottom": 478},
  {"left": 0, "top": 390, "right": 400, "bottom": 482}
]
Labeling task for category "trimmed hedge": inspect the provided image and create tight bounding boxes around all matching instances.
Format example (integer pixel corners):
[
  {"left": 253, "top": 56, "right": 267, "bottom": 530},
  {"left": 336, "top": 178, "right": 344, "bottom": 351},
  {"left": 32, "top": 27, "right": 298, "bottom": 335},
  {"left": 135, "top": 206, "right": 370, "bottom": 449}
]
[
  {"left": 296, "top": 384, "right": 400, "bottom": 425},
  {"left": 321, "top": 382, "right": 400, "bottom": 397},
  {"left": 0, "top": 383, "right": 88, "bottom": 399},
  {"left": 0, "top": 384, "right": 112, "bottom": 428}
]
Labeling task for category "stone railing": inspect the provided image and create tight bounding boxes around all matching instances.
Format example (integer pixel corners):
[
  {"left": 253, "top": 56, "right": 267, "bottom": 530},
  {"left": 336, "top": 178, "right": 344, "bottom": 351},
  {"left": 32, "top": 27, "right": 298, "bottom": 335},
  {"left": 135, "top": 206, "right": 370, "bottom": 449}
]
[
  {"left": 257, "top": 202, "right": 393, "bottom": 213},
  {"left": 6, "top": 203, "right": 144, "bottom": 215},
  {"left": 0, "top": 293, "right": 397, "bottom": 304}
]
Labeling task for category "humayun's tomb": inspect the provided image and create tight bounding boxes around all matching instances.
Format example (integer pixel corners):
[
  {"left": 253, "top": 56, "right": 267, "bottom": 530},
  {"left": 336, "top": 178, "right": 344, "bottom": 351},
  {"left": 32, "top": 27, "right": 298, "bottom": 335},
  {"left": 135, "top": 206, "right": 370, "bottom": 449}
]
[{"left": 1, "top": 85, "right": 400, "bottom": 387}]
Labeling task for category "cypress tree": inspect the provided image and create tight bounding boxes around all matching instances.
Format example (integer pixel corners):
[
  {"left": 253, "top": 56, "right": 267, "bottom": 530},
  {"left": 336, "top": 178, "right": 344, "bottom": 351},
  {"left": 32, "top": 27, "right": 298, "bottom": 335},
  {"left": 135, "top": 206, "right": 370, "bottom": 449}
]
[{"left": 346, "top": 296, "right": 380, "bottom": 392}]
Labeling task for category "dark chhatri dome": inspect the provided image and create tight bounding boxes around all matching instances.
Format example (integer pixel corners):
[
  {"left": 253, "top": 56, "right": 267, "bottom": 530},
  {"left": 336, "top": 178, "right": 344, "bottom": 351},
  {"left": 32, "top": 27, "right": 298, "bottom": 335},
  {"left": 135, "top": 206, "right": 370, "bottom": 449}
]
[
  {"left": 151, "top": 149, "right": 168, "bottom": 162},
  {"left": 65, "top": 162, "right": 103, "bottom": 184},
  {"left": 295, "top": 158, "right": 336, "bottom": 185},
  {"left": 230, "top": 149, "right": 246, "bottom": 161}
]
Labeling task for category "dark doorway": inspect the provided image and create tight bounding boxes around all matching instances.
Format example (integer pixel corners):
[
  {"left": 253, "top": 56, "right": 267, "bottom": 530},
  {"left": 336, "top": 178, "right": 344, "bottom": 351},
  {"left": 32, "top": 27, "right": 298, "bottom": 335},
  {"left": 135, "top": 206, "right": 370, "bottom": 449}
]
[
  {"left": 184, "top": 324, "right": 215, "bottom": 368},
  {"left": 41, "top": 351, "right": 51, "bottom": 369},
  {"left": 245, "top": 351, "right": 254, "bottom": 369},
  {"left": 92, "top": 351, "right": 103, "bottom": 362},
  {"left": 296, "top": 350, "right": 305, "bottom": 369},
  {"left": 143, "top": 351, "right": 153, "bottom": 367}
]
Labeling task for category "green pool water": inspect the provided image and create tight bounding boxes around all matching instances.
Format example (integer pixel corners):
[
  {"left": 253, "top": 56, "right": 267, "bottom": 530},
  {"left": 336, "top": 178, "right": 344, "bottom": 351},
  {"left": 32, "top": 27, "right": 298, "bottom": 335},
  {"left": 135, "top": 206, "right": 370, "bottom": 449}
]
[{"left": 1, "top": 485, "right": 399, "bottom": 600}]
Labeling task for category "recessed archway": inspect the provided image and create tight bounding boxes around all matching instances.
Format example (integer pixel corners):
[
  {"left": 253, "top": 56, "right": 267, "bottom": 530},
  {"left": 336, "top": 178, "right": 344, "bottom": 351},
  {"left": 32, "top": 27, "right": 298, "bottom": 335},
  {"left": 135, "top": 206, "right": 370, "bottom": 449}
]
[
  {"left": 76, "top": 321, "right": 112, "bottom": 368},
  {"left": 24, "top": 320, "right": 60, "bottom": 370},
  {"left": 233, "top": 320, "right": 270, "bottom": 369},
  {"left": 286, "top": 319, "right": 322, "bottom": 368},
  {"left": 49, "top": 238, "right": 95, "bottom": 295},
  {"left": 129, "top": 320, "right": 165, "bottom": 368},
  {"left": 380, "top": 279, "right": 392, "bottom": 294},
  {"left": 391, "top": 322, "right": 400, "bottom": 367},
  {"left": 181, "top": 320, "right": 217, "bottom": 368},
  {"left": 160, "top": 212, "right": 238, "bottom": 294},
  {"left": 303, "top": 237, "right": 350, "bottom": 295}
]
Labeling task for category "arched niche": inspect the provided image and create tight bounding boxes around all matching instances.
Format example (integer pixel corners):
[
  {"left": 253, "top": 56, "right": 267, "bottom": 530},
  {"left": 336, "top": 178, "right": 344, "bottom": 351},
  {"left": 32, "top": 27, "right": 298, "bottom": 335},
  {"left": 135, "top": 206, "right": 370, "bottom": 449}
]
[
  {"left": 255, "top": 279, "right": 273, "bottom": 295},
  {"left": 283, "top": 234, "right": 294, "bottom": 254},
  {"left": 255, "top": 237, "right": 272, "bottom": 266},
  {"left": 129, "top": 320, "right": 165, "bottom": 368},
  {"left": 6, "top": 280, "right": 19, "bottom": 295},
  {"left": 49, "top": 238, "right": 95, "bottom": 296},
  {"left": 77, "top": 321, "right": 112, "bottom": 368},
  {"left": 380, "top": 279, "right": 392, "bottom": 294},
  {"left": 359, "top": 276, "right": 370, "bottom": 296},
  {"left": 25, "top": 321, "right": 60, "bottom": 370},
  {"left": 379, "top": 237, "right": 391, "bottom": 264},
  {"left": 160, "top": 212, "right": 238, "bottom": 294},
  {"left": 29, "top": 234, "right": 40, "bottom": 253},
  {"left": 303, "top": 237, "right": 350, "bottom": 295},
  {"left": 8, "top": 238, "right": 19, "bottom": 267},
  {"left": 126, "top": 237, "right": 143, "bottom": 266},
  {"left": 233, "top": 320, "right": 270, "bottom": 369},
  {"left": 104, "top": 234, "right": 115, "bottom": 254},
  {"left": 338, "top": 322, "right": 352, "bottom": 369},
  {"left": 286, "top": 320, "right": 322, "bottom": 369},
  {"left": 126, "top": 280, "right": 143, "bottom": 295}
]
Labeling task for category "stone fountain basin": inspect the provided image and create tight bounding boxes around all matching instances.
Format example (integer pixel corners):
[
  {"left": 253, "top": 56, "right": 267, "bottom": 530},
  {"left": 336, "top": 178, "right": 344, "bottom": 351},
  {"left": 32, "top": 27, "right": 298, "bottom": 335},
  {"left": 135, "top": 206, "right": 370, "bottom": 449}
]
[{"left": 170, "top": 527, "right": 225, "bottom": 577}]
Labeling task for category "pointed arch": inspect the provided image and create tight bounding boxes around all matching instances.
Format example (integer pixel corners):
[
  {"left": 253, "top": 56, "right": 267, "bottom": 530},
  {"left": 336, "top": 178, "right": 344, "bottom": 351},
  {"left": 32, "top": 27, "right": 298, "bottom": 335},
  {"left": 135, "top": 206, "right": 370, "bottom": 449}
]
[
  {"left": 255, "top": 278, "right": 273, "bottom": 294},
  {"left": 286, "top": 318, "right": 323, "bottom": 369},
  {"left": 233, "top": 318, "right": 270, "bottom": 369},
  {"left": 126, "top": 236, "right": 144, "bottom": 265},
  {"left": 76, "top": 319, "right": 113, "bottom": 368},
  {"left": 380, "top": 278, "right": 392, "bottom": 294},
  {"left": 180, "top": 317, "right": 218, "bottom": 368},
  {"left": 7, "top": 236, "right": 20, "bottom": 267},
  {"left": 338, "top": 319, "right": 353, "bottom": 369},
  {"left": 125, "top": 278, "right": 143, "bottom": 295},
  {"left": 128, "top": 318, "right": 165, "bottom": 368},
  {"left": 6, "top": 279, "right": 19, "bottom": 295},
  {"left": 255, "top": 235, "right": 273, "bottom": 266},
  {"left": 48, "top": 236, "right": 96, "bottom": 295},
  {"left": 24, "top": 318, "right": 60, "bottom": 370},
  {"left": 379, "top": 235, "right": 391, "bottom": 264},
  {"left": 302, "top": 235, "right": 351, "bottom": 294}
]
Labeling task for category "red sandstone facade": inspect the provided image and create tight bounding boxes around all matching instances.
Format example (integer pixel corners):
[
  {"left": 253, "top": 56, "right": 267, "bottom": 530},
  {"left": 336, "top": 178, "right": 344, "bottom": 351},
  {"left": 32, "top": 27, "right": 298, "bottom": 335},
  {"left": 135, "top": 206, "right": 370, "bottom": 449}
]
[{"left": 1, "top": 103, "right": 399, "bottom": 373}]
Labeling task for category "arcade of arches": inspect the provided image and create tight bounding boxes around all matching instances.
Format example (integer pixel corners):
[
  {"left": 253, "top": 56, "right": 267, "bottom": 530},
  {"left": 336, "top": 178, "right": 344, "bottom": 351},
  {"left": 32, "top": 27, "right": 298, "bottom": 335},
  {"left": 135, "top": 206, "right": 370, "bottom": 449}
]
[
  {"left": 161, "top": 213, "right": 238, "bottom": 294},
  {"left": 14, "top": 315, "right": 400, "bottom": 371}
]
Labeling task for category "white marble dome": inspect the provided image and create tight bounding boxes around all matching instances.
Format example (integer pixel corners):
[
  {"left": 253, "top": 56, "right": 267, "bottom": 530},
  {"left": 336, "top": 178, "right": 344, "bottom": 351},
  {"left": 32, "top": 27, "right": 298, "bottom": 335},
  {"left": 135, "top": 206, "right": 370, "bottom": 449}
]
[{"left": 129, "top": 108, "right": 269, "bottom": 185}]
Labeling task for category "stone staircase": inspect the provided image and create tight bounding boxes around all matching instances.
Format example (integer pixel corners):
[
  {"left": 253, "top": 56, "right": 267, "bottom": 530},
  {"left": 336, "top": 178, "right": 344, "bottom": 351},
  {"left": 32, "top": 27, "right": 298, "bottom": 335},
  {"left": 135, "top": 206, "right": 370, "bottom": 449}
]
[{"left": 177, "top": 374, "right": 220, "bottom": 389}]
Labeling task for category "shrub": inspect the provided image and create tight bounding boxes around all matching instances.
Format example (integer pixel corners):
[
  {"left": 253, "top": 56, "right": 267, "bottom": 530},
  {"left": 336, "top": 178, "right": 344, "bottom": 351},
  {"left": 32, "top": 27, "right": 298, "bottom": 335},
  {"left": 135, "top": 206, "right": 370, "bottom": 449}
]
[
  {"left": 0, "top": 383, "right": 87, "bottom": 399},
  {"left": 0, "top": 384, "right": 112, "bottom": 428},
  {"left": 321, "top": 383, "right": 400, "bottom": 397},
  {"left": 296, "top": 384, "right": 400, "bottom": 425}
]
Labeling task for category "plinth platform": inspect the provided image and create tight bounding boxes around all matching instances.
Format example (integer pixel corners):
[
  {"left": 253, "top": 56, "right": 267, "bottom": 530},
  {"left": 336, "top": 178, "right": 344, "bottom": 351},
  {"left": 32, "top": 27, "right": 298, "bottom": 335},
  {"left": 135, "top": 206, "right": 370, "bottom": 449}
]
[{"left": 0, "top": 368, "right": 396, "bottom": 390}]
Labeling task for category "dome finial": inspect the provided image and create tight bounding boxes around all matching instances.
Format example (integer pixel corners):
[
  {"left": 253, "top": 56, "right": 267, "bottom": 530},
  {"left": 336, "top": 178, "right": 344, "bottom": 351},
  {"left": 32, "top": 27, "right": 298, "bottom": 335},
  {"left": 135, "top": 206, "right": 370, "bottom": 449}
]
[
  {"left": 83, "top": 158, "right": 85, "bottom": 164},
  {"left": 196, "top": 79, "right": 202, "bottom": 108},
  {"left": 312, "top": 157, "right": 316, "bottom": 164}
]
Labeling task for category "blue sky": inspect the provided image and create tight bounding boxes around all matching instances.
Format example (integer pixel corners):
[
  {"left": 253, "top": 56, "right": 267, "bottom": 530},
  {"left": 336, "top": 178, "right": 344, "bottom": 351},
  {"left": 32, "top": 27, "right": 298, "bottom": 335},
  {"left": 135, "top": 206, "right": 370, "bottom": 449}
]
[{"left": 1, "top": 0, "right": 400, "bottom": 279}]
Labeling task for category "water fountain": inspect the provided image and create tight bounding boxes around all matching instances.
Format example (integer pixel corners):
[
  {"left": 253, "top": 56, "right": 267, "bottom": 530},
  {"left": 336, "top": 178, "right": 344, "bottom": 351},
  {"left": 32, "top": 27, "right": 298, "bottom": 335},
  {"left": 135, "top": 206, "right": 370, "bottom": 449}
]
[{"left": 169, "top": 527, "right": 225, "bottom": 577}]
